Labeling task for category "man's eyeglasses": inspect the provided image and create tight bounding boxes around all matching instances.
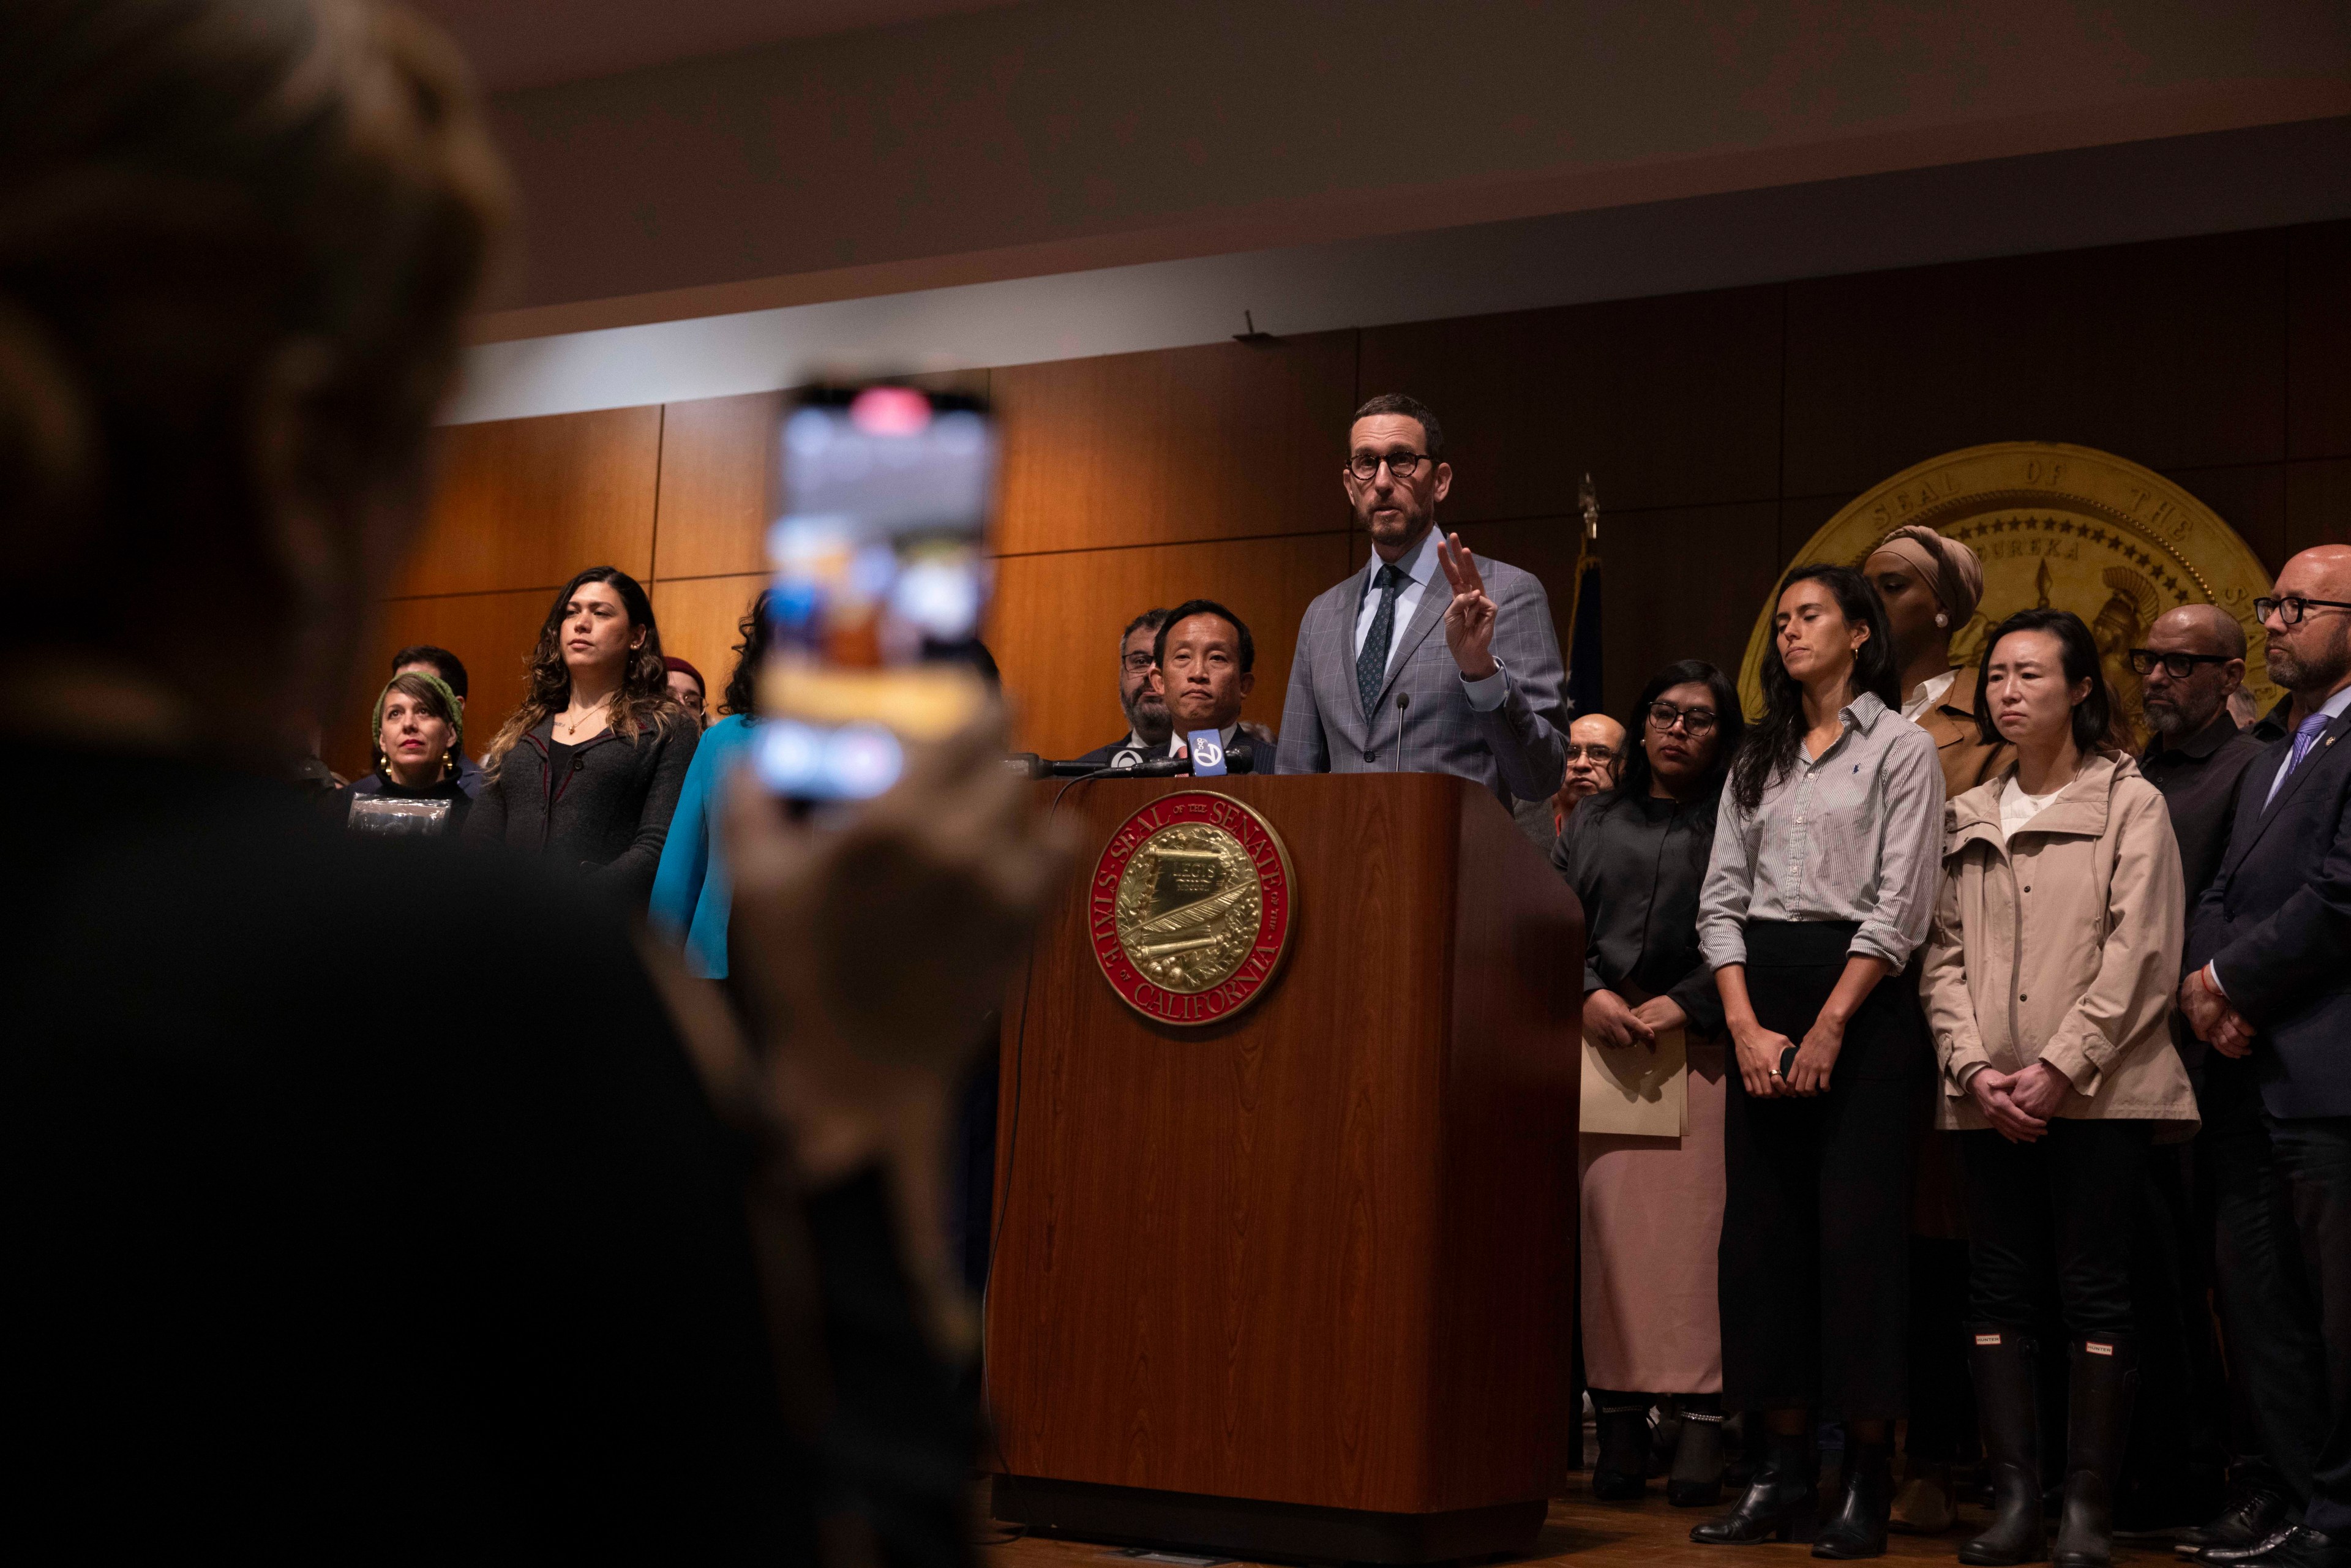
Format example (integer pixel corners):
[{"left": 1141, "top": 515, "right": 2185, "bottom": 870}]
[
  {"left": 1348, "top": 450, "right": 1431, "bottom": 482},
  {"left": 1646, "top": 702, "right": 1719, "bottom": 737},
  {"left": 2255, "top": 595, "right": 2351, "bottom": 626},
  {"left": 1121, "top": 651, "right": 1157, "bottom": 673},
  {"left": 2127, "top": 648, "right": 2234, "bottom": 679},
  {"left": 1562, "top": 743, "right": 1618, "bottom": 764}
]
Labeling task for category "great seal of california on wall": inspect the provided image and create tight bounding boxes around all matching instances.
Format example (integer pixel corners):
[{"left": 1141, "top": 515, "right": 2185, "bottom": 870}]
[
  {"left": 1091, "top": 790, "right": 1295, "bottom": 1027},
  {"left": 1739, "top": 443, "right": 2281, "bottom": 746}
]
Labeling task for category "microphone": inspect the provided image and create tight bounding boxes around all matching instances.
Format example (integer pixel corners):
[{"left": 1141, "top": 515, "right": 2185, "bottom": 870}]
[{"left": 1392, "top": 692, "right": 1409, "bottom": 772}]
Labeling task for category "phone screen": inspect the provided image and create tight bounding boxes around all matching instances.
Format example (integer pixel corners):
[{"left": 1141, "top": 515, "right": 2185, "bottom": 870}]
[{"left": 754, "top": 385, "right": 997, "bottom": 800}]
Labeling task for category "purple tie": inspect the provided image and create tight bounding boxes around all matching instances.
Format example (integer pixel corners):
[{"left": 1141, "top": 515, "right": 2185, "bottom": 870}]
[
  {"left": 2268, "top": 709, "right": 2335, "bottom": 811},
  {"left": 2287, "top": 710, "right": 2333, "bottom": 780}
]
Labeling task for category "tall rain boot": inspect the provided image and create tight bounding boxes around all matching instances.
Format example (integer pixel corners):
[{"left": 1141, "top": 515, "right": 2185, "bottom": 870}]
[
  {"left": 2054, "top": 1338, "right": 2139, "bottom": 1568},
  {"left": 1962, "top": 1326, "right": 2049, "bottom": 1566}
]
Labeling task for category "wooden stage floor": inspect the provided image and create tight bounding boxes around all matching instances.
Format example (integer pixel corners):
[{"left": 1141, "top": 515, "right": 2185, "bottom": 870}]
[{"left": 983, "top": 1470, "right": 2186, "bottom": 1568}]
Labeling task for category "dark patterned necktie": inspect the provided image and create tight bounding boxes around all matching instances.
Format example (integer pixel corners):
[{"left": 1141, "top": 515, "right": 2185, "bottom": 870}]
[{"left": 1356, "top": 563, "right": 1407, "bottom": 722}]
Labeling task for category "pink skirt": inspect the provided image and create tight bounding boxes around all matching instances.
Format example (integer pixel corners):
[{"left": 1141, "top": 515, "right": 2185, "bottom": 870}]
[{"left": 1578, "top": 1041, "right": 1727, "bottom": 1394}]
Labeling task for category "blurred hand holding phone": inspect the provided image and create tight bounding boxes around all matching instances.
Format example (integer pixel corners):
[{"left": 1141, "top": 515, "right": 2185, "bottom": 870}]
[{"left": 755, "top": 384, "right": 998, "bottom": 801}]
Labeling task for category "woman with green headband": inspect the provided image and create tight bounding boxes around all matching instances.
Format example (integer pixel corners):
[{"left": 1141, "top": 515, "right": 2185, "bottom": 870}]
[{"left": 332, "top": 670, "right": 471, "bottom": 836}]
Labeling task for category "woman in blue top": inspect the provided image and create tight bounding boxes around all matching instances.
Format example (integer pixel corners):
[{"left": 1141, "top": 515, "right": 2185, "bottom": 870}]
[{"left": 650, "top": 593, "right": 770, "bottom": 977}]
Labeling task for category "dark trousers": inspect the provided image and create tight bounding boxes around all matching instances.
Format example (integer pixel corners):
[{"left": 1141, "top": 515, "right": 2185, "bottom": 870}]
[
  {"left": 2267, "top": 1114, "right": 2351, "bottom": 1534},
  {"left": 1905, "top": 1236, "right": 1976, "bottom": 1462},
  {"left": 1719, "top": 921, "right": 1927, "bottom": 1421},
  {"left": 1960, "top": 1119, "right": 2149, "bottom": 1338},
  {"left": 2121, "top": 1142, "right": 2228, "bottom": 1522},
  {"left": 2205, "top": 1068, "right": 2330, "bottom": 1514}
]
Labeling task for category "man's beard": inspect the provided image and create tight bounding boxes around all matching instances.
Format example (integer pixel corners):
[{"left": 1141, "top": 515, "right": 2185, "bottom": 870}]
[
  {"left": 2142, "top": 692, "right": 2206, "bottom": 739},
  {"left": 2270, "top": 620, "right": 2351, "bottom": 697},
  {"left": 1124, "top": 687, "right": 1172, "bottom": 746}
]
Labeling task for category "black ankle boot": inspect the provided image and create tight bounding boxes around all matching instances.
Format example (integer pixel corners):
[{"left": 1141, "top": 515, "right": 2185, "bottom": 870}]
[
  {"left": 1671, "top": 1395, "right": 1727, "bottom": 1507},
  {"left": 1962, "top": 1326, "right": 2049, "bottom": 1566},
  {"left": 1813, "top": 1437, "right": 1894, "bottom": 1559},
  {"left": 2054, "top": 1340, "right": 2138, "bottom": 1568},
  {"left": 1592, "top": 1394, "right": 1651, "bottom": 1501},
  {"left": 1693, "top": 1424, "right": 1817, "bottom": 1545}
]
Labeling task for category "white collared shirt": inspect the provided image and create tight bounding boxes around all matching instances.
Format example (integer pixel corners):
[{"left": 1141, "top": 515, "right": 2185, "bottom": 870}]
[
  {"left": 1349, "top": 526, "right": 1509, "bottom": 711},
  {"left": 1902, "top": 667, "right": 1960, "bottom": 725},
  {"left": 1352, "top": 527, "right": 1441, "bottom": 669}
]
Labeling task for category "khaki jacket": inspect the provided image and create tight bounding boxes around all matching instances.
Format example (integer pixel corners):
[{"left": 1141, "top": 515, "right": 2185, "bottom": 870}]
[
  {"left": 1914, "top": 665, "right": 2014, "bottom": 802},
  {"left": 1919, "top": 750, "right": 2199, "bottom": 1139}
]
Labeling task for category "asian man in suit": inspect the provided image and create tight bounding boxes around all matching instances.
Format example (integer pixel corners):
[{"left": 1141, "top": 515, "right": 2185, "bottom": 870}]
[
  {"left": 1277, "top": 394, "right": 1569, "bottom": 806},
  {"left": 2180, "top": 544, "right": 2351, "bottom": 1568}
]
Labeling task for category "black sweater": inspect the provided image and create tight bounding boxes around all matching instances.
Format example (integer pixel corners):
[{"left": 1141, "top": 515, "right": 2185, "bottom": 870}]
[{"left": 465, "top": 713, "right": 697, "bottom": 906}]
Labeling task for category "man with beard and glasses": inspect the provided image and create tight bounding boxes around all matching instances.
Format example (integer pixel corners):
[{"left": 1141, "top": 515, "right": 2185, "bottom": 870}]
[
  {"left": 2180, "top": 545, "right": 2351, "bottom": 1568},
  {"left": 2126, "top": 606, "right": 2274, "bottom": 1547},
  {"left": 1074, "top": 609, "right": 1173, "bottom": 769},
  {"left": 1277, "top": 394, "right": 1569, "bottom": 805}
]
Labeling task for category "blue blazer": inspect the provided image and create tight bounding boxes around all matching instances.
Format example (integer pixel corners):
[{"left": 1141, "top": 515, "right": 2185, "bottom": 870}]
[
  {"left": 648, "top": 714, "right": 756, "bottom": 978},
  {"left": 2188, "top": 701, "right": 2351, "bottom": 1119}
]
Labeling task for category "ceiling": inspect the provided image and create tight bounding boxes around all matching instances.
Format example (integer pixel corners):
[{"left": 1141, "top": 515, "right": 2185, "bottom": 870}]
[{"left": 408, "top": 0, "right": 1027, "bottom": 92}]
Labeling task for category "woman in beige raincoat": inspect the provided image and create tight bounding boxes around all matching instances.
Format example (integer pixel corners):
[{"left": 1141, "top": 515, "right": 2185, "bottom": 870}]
[{"left": 1919, "top": 607, "right": 2199, "bottom": 1568}]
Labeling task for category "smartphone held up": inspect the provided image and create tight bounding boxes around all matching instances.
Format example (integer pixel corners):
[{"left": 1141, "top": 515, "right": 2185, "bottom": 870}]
[{"left": 754, "top": 384, "right": 998, "bottom": 801}]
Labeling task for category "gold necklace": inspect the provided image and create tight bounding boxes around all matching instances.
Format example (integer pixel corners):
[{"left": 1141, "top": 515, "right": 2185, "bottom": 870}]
[{"left": 557, "top": 703, "right": 605, "bottom": 739}]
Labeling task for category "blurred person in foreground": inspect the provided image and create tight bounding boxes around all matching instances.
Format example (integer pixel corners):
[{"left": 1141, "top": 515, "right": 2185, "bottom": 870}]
[
  {"left": 1919, "top": 609, "right": 2197, "bottom": 1568},
  {"left": 2180, "top": 546, "right": 2351, "bottom": 1568},
  {"left": 465, "top": 565, "right": 698, "bottom": 907},
  {"left": 1555, "top": 662, "right": 1745, "bottom": 1507},
  {"left": 667, "top": 653, "right": 710, "bottom": 727},
  {"left": 1073, "top": 607, "right": 1172, "bottom": 768},
  {"left": 390, "top": 642, "right": 484, "bottom": 795},
  {"left": 0, "top": 3, "right": 1062, "bottom": 1561},
  {"left": 331, "top": 669, "right": 470, "bottom": 834}
]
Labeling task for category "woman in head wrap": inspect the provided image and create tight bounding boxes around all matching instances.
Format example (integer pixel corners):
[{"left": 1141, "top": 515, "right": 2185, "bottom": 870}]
[
  {"left": 332, "top": 669, "right": 471, "bottom": 835},
  {"left": 1862, "top": 524, "right": 2008, "bottom": 1536}
]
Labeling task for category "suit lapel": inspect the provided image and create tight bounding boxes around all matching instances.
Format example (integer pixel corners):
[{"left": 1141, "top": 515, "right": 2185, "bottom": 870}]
[
  {"left": 1372, "top": 562, "right": 1451, "bottom": 711},
  {"left": 2224, "top": 710, "right": 2351, "bottom": 869},
  {"left": 1322, "top": 578, "right": 1370, "bottom": 747}
]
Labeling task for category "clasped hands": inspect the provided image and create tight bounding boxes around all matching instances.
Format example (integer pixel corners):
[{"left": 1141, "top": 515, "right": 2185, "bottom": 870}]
[
  {"left": 1585, "top": 988, "right": 1686, "bottom": 1051},
  {"left": 1435, "top": 532, "right": 1498, "bottom": 681},
  {"left": 1731, "top": 1012, "right": 1845, "bottom": 1098},
  {"left": 1965, "top": 1061, "right": 2072, "bottom": 1143},
  {"left": 2177, "top": 966, "right": 2255, "bottom": 1059}
]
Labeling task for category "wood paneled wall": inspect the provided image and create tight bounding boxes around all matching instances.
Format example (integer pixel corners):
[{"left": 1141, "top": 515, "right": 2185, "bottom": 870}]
[{"left": 339, "top": 220, "right": 2351, "bottom": 779}]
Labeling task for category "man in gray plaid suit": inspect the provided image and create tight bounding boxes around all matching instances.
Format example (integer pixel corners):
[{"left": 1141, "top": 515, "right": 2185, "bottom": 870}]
[{"left": 1276, "top": 394, "right": 1570, "bottom": 806}]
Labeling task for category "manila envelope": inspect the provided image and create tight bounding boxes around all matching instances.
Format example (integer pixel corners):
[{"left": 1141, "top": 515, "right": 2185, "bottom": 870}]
[{"left": 1580, "top": 995, "right": 1688, "bottom": 1138}]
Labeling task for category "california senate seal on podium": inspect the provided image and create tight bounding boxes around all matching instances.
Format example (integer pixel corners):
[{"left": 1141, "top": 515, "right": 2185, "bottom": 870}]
[{"left": 1091, "top": 791, "right": 1295, "bottom": 1026}]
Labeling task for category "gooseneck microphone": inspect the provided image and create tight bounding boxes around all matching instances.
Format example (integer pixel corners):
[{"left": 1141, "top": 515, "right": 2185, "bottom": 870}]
[{"left": 1392, "top": 692, "right": 1409, "bottom": 772}]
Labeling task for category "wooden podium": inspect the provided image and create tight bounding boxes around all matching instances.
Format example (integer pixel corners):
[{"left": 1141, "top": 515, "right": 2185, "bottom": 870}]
[{"left": 987, "top": 773, "right": 1584, "bottom": 1563}]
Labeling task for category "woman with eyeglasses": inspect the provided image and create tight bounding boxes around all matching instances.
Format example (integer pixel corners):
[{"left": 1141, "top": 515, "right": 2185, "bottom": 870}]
[
  {"left": 1919, "top": 608, "right": 2195, "bottom": 1568},
  {"left": 1692, "top": 564, "right": 1944, "bottom": 1559},
  {"left": 1555, "top": 661, "right": 1747, "bottom": 1506}
]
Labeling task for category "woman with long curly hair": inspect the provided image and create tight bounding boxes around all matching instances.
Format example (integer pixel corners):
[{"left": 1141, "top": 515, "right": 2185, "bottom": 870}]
[
  {"left": 1691, "top": 563, "right": 1945, "bottom": 1559},
  {"left": 465, "top": 565, "right": 697, "bottom": 903}
]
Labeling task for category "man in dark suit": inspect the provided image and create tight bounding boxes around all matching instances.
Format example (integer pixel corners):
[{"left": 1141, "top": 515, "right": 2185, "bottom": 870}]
[
  {"left": 1277, "top": 394, "right": 1568, "bottom": 805},
  {"left": 2131, "top": 605, "right": 2277, "bottom": 1544},
  {"left": 1151, "top": 598, "right": 1276, "bottom": 775},
  {"left": 1073, "top": 608, "right": 1172, "bottom": 769},
  {"left": 2181, "top": 545, "right": 2351, "bottom": 1568}
]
